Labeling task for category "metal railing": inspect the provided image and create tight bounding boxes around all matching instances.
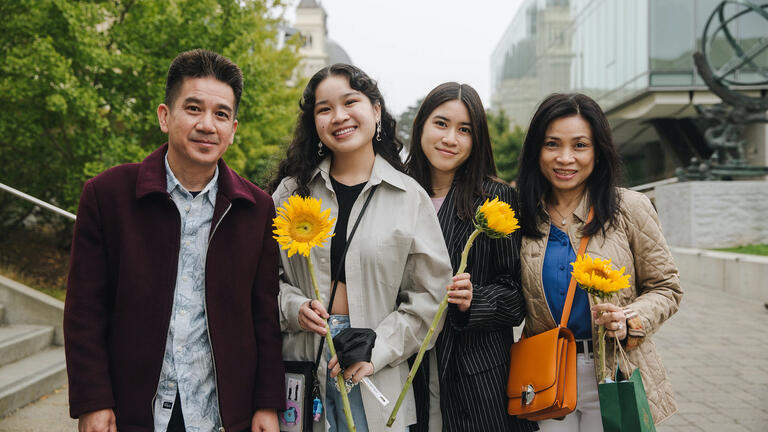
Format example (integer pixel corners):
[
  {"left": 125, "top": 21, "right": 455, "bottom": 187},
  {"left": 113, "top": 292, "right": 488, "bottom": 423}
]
[{"left": 0, "top": 182, "right": 76, "bottom": 221}]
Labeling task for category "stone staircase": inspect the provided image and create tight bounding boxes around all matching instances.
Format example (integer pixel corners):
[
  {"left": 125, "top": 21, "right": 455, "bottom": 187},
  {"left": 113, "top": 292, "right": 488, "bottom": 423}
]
[{"left": 0, "top": 276, "right": 67, "bottom": 418}]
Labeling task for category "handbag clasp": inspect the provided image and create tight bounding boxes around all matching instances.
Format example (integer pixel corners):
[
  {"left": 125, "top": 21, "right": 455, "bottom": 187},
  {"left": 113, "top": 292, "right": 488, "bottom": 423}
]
[{"left": 521, "top": 385, "right": 535, "bottom": 405}]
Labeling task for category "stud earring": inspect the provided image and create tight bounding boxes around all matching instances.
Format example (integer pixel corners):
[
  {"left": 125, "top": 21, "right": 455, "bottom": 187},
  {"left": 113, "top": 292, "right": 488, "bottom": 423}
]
[
  {"left": 317, "top": 141, "right": 324, "bottom": 157},
  {"left": 376, "top": 120, "right": 382, "bottom": 142}
]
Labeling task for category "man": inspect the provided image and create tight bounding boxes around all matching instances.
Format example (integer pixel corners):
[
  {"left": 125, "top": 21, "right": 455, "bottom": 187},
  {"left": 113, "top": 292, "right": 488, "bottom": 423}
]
[{"left": 64, "top": 49, "right": 284, "bottom": 432}]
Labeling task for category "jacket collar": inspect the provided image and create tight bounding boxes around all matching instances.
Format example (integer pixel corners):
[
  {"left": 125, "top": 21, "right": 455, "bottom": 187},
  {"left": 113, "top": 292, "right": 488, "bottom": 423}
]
[
  {"left": 309, "top": 153, "right": 407, "bottom": 192},
  {"left": 572, "top": 190, "right": 592, "bottom": 224},
  {"left": 135, "top": 143, "right": 256, "bottom": 205}
]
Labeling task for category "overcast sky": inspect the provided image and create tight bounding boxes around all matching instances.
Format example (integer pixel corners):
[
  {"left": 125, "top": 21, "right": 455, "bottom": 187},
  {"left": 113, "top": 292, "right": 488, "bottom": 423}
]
[{"left": 281, "top": 0, "right": 523, "bottom": 115}]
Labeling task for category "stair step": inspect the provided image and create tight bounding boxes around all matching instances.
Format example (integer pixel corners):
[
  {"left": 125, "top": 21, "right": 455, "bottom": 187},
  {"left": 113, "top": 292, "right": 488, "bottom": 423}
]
[
  {"left": 0, "top": 325, "right": 55, "bottom": 368},
  {"left": 0, "top": 347, "right": 66, "bottom": 417}
]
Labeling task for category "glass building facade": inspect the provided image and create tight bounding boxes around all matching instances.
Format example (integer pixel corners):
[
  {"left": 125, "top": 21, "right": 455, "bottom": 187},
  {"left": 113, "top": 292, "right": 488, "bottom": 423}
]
[{"left": 491, "top": 0, "right": 768, "bottom": 185}]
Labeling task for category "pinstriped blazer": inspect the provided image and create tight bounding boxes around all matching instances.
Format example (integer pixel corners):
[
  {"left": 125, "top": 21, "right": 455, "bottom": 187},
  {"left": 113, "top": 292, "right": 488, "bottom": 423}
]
[{"left": 433, "top": 179, "right": 537, "bottom": 432}]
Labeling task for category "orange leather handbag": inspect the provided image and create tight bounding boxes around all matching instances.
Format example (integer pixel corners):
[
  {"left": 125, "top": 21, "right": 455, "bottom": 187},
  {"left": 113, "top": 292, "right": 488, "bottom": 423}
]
[{"left": 507, "top": 210, "right": 592, "bottom": 421}]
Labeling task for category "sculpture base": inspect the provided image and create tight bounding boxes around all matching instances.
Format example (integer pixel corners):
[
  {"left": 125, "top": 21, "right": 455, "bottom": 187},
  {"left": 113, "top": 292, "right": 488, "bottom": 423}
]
[{"left": 655, "top": 181, "right": 768, "bottom": 248}]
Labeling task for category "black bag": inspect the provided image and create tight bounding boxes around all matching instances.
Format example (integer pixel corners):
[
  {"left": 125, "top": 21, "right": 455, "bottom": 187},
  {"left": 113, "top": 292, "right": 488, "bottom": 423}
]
[
  {"left": 281, "top": 361, "right": 317, "bottom": 432},
  {"left": 278, "top": 186, "right": 378, "bottom": 432}
]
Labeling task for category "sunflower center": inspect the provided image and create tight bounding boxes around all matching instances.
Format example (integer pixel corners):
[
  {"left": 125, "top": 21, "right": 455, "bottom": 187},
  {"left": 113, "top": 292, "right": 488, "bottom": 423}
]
[
  {"left": 290, "top": 218, "right": 318, "bottom": 242},
  {"left": 592, "top": 269, "right": 610, "bottom": 279}
]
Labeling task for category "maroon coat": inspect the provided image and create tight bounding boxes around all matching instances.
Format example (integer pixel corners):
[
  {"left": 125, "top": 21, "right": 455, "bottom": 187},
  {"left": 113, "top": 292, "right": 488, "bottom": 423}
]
[{"left": 64, "top": 144, "right": 284, "bottom": 432}]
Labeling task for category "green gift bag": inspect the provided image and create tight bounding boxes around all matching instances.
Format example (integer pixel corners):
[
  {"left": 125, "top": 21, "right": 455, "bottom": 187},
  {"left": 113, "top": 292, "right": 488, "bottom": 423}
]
[{"left": 598, "top": 366, "right": 656, "bottom": 432}]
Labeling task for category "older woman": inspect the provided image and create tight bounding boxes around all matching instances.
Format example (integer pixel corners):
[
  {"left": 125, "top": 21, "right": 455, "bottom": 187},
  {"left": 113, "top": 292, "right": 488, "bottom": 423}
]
[{"left": 516, "top": 93, "right": 682, "bottom": 430}]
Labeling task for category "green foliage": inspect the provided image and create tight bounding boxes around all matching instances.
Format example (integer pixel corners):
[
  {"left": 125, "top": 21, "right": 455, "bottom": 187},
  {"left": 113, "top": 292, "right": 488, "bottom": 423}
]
[
  {"left": 488, "top": 109, "right": 525, "bottom": 183},
  {"left": 396, "top": 97, "right": 424, "bottom": 150},
  {"left": 0, "top": 0, "right": 301, "bottom": 231},
  {"left": 714, "top": 244, "right": 768, "bottom": 256}
]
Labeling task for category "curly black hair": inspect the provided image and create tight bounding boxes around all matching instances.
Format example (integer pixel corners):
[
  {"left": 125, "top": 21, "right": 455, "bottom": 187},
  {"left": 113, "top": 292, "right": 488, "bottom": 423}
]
[{"left": 268, "top": 64, "right": 405, "bottom": 196}]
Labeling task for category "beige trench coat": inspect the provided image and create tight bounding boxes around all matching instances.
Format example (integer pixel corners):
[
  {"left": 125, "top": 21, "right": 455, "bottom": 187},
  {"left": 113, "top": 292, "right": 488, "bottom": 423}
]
[
  {"left": 273, "top": 155, "right": 453, "bottom": 432},
  {"left": 521, "top": 188, "right": 682, "bottom": 424}
]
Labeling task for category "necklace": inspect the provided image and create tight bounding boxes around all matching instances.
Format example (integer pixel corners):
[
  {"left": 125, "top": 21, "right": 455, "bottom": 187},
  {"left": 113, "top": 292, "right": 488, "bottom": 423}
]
[{"left": 550, "top": 205, "right": 572, "bottom": 226}]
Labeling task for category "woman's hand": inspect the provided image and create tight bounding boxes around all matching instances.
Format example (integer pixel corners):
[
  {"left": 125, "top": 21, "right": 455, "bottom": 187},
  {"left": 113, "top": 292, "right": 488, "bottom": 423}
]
[
  {"left": 298, "top": 300, "right": 329, "bottom": 336},
  {"left": 446, "top": 273, "right": 473, "bottom": 312},
  {"left": 592, "top": 302, "right": 627, "bottom": 340},
  {"left": 328, "top": 355, "right": 374, "bottom": 384}
]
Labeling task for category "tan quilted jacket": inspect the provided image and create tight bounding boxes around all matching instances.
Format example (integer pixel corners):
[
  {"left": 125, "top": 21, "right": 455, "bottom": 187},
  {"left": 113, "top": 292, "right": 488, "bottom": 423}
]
[{"left": 521, "top": 188, "right": 681, "bottom": 424}]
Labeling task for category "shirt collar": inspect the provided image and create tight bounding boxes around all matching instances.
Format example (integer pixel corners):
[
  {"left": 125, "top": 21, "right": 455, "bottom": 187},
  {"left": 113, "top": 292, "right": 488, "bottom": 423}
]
[
  {"left": 164, "top": 152, "right": 219, "bottom": 205},
  {"left": 310, "top": 153, "right": 407, "bottom": 192}
]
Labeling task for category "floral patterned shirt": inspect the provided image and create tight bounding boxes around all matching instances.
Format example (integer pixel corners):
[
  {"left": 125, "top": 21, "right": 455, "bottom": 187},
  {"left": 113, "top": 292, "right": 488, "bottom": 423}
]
[{"left": 153, "top": 155, "right": 221, "bottom": 432}]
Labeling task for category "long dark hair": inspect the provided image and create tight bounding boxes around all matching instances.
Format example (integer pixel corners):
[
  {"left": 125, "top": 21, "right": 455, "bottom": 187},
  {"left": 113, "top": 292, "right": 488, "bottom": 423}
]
[
  {"left": 267, "top": 64, "right": 405, "bottom": 196},
  {"left": 517, "top": 93, "right": 622, "bottom": 238},
  {"left": 405, "top": 82, "right": 497, "bottom": 219}
]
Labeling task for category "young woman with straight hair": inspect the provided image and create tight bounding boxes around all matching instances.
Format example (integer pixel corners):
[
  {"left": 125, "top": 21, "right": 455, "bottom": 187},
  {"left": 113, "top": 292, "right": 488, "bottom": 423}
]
[{"left": 405, "top": 82, "right": 536, "bottom": 432}]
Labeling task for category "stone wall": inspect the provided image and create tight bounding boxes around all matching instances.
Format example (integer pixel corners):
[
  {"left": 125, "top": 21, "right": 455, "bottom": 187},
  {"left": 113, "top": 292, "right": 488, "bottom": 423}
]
[
  {"left": 655, "top": 181, "right": 768, "bottom": 248},
  {"left": 672, "top": 247, "right": 768, "bottom": 301}
]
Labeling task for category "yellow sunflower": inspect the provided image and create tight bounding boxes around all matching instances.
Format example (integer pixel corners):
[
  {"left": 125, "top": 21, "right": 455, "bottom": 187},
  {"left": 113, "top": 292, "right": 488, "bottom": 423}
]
[
  {"left": 474, "top": 197, "right": 520, "bottom": 239},
  {"left": 571, "top": 253, "right": 631, "bottom": 299},
  {"left": 272, "top": 195, "right": 336, "bottom": 257}
]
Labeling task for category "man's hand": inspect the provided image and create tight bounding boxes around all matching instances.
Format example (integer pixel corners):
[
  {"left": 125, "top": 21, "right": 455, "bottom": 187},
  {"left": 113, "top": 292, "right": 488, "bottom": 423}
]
[
  {"left": 78, "top": 409, "right": 116, "bottom": 432},
  {"left": 251, "top": 408, "right": 279, "bottom": 432}
]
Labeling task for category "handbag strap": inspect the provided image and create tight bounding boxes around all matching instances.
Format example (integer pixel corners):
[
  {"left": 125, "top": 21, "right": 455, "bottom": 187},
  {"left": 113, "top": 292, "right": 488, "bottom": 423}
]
[
  {"left": 313, "top": 184, "right": 379, "bottom": 369},
  {"left": 559, "top": 206, "right": 594, "bottom": 327}
]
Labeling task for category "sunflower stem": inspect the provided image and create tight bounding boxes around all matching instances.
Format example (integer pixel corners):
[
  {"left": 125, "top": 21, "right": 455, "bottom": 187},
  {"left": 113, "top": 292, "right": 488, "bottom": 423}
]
[
  {"left": 386, "top": 228, "right": 481, "bottom": 427},
  {"left": 592, "top": 294, "right": 607, "bottom": 383},
  {"left": 307, "top": 256, "right": 356, "bottom": 432}
]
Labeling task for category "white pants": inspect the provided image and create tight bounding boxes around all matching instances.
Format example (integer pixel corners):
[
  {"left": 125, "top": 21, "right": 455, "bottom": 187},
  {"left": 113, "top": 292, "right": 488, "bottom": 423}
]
[{"left": 537, "top": 353, "right": 602, "bottom": 432}]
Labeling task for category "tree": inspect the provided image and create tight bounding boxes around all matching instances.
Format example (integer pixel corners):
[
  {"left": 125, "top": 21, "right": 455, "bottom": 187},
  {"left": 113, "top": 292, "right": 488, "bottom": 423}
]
[
  {"left": 488, "top": 109, "right": 525, "bottom": 183},
  {"left": 396, "top": 97, "right": 423, "bottom": 150},
  {"left": 0, "top": 0, "right": 301, "bottom": 233}
]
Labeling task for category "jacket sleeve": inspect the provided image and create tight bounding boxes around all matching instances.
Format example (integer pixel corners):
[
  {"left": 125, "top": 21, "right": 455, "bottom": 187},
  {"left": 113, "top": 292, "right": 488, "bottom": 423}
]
[
  {"left": 370, "top": 194, "right": 453, "bottom": 371},
  {"left": 251, "top": 197, "right": 286, "bottom": 410},
  {"left": 63, "top": 180, "right": 115, "bottom": 418},
  {"left": 450, "top": 183, "right": 526, "bottom": 331},
  {"left": 624, "top": 192, "right": 683, "bottom": 335}
]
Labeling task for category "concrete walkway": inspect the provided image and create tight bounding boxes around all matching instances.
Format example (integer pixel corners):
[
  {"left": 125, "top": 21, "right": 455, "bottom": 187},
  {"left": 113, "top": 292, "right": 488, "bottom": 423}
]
[
  {"left": 655, "top": 283, "right": 768, "bottom": 432},
  {"left": 0, "top": 282, "right": 766, "bottom": 431}
]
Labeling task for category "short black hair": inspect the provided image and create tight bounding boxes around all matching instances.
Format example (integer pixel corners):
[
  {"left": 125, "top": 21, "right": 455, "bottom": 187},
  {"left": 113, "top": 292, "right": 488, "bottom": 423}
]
[{"left": 164, "top": 49, "right": 243, "bottom": 116}]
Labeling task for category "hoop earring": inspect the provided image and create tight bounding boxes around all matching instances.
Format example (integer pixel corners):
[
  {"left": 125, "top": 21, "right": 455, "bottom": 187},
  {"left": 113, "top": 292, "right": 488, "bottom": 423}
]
[
  {"left": 375, "top": 120, "right": 382, "bottom": 142},
  {"left": 317, "top": 141, "right": 324, "bottom": 157}
]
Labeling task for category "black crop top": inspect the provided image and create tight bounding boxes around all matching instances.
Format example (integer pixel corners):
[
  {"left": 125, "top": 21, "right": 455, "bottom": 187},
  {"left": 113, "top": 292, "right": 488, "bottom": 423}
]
[{"left": 330, "top": 176, "right": 366, "bottom": 284}]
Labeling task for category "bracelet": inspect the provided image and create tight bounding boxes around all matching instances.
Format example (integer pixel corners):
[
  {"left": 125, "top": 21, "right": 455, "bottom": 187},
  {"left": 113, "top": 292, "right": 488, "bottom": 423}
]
[{"left": 622, "top": 307, "right": 645, "bottom": 351}]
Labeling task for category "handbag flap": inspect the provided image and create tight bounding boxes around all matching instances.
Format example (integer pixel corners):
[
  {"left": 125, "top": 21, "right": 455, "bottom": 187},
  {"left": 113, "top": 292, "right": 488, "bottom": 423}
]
[{"left": 507, "top": 327, "right": 563, "bottom": 399}]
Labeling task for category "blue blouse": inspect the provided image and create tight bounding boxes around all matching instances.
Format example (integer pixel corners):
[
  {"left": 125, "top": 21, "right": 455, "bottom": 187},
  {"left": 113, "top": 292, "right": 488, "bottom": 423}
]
[{"left": 542, "top": 224, "right": 592, "bottom": 340}]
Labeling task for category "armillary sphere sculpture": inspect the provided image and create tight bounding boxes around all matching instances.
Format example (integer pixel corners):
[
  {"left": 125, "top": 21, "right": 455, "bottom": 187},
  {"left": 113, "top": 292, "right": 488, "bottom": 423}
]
[{"left": 680, "top": 0, "right": 768, "bottom": 180}]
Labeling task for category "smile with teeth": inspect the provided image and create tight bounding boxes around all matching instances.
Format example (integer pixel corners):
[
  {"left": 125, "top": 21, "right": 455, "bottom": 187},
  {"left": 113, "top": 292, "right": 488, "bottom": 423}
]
[
  {"left": 333, "top": 127, "right": 356, "bottom": 137},
  {"left": 554, "top": 168, "right": 577, "bottom": 178}
]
